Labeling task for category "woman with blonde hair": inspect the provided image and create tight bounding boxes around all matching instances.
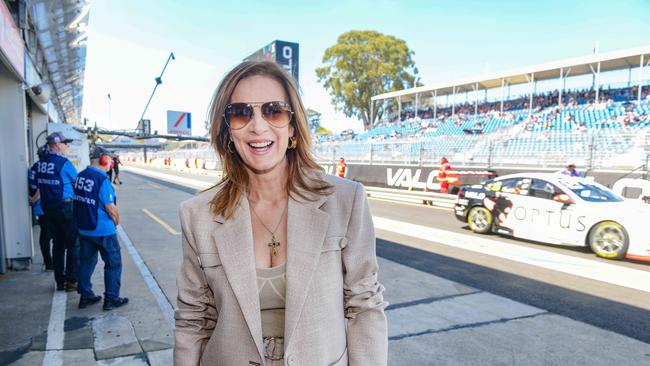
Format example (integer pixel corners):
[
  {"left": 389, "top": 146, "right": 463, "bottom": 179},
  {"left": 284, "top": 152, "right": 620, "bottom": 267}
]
[{"left": 174, "top": 61, "right": 387, "bottom": 366}]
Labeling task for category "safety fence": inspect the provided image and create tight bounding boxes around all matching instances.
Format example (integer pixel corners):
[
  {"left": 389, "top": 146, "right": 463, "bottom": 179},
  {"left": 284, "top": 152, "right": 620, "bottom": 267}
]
[
  {"left": 365, "top": 186, "right": 456, "bottom": 208},
  {"left": 313, "top": 127, "right": 650, "bottom": 170}
]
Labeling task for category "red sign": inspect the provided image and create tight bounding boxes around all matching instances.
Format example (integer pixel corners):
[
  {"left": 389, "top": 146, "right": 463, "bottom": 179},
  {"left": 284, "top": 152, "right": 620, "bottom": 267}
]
[{"left": 0, "top": 1, "right": 25, "bottom": 79}]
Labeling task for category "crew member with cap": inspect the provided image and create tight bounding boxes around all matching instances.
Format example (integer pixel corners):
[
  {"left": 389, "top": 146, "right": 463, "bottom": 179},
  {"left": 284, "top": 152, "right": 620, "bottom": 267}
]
[
  {"left": 74, "top": 146, "right": 129, "bottom": 310},
  {"left": 29, "top": 146, "right": 53, "bottom": 270},
  {"left": 35, "top": 132, "right": 79, "bottom": 291},
  {"left": 336, "top": 156, "right": 347, "bottom": 178}
]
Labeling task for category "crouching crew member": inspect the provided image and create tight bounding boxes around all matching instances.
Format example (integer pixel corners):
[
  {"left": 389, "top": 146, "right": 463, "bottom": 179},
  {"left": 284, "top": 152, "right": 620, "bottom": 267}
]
[
  {"left": 74, "top": 146, "right": 128, "bottom": 310},
  {"left": 36, "top": 132, "right": 79, "bottom": 291}
]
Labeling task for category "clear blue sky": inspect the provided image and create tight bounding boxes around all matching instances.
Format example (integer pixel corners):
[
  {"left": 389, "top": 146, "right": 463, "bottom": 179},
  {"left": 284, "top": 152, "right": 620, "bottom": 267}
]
[{"left": 81, "top": 0, "right": 650, "bottom": 134}]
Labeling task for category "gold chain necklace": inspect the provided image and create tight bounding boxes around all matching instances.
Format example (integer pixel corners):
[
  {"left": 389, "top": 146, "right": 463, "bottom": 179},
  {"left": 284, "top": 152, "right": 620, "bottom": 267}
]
[{"left": 250, "top": 201, "right": 288, "bottom": 257}]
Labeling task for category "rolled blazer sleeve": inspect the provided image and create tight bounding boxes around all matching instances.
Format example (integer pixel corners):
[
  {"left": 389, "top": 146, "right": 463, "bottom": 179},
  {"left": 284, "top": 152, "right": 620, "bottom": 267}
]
[
  {"left": 342, "top": 182, "right": 388, "bottom": 366},
  {"left": 174, "top": 203, "right": 218, "bottom": 366}
]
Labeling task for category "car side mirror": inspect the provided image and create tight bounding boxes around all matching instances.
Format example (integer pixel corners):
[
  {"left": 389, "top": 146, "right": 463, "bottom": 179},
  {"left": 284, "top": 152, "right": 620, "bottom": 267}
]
[{"left": 553, "top": 193, "right": 574, "bottom": 205}]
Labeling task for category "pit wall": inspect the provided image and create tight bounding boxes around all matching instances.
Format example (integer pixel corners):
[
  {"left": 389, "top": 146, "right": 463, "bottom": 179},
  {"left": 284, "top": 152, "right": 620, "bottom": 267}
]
[{"left": 320, "top": 163, "right": 650, "bottom": 200}]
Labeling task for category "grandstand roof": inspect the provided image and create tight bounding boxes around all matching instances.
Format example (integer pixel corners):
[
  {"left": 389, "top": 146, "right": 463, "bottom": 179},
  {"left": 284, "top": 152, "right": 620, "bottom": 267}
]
[{"left": 372, "top": 45, "right": 650, "bottom": 102}]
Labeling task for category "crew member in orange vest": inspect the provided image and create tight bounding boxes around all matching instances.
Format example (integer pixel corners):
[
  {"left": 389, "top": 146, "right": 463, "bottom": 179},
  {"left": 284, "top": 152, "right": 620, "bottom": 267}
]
[
  {"left": 438, "top": 157, "right": 460, "bottom": 194},
  {"left": 336, "top": 157, "right": 347, "bottom": 178}
]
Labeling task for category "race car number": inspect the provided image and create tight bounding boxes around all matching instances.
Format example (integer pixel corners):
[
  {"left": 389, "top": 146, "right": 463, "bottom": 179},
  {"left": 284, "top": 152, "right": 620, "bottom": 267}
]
[{"left": 456, "top": 198, "right": 469, "bottom": 205}]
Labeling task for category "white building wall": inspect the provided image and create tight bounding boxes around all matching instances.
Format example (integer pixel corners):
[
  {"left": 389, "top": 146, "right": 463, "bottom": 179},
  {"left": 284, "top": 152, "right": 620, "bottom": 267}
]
[{"left": 0, "top": 65, "right": 34, "bottom": 267}]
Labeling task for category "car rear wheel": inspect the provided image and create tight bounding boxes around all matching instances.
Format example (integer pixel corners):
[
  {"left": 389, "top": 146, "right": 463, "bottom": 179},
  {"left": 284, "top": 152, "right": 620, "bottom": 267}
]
[
  {"left": 468, "top": 206, "right": 492, "bottom": 234},
  {"left": 588, "top": 221, "right": 629, "bottom": 260}
]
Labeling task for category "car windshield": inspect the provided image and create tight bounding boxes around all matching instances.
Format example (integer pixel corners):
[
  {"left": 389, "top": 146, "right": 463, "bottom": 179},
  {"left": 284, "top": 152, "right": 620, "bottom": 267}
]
[{"left": 559, "top": 180, "right": 623, "bottom": 202}]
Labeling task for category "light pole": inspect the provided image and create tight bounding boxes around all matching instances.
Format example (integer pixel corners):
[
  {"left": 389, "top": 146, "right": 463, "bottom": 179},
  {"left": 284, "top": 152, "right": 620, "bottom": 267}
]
[{"left": 139, "top": 52, "right": 175, "bottom": 162}]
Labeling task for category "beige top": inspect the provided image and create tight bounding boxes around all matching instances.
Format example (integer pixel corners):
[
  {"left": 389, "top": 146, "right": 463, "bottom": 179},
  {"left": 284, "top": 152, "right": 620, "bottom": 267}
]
[{"left": 256, "top": 263, "right": 286, "bottom": 338}]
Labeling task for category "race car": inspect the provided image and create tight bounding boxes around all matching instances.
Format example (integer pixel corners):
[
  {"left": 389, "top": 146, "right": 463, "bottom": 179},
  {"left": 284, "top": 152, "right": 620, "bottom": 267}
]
[{"left": 454, "top": 173, "right": 650, "bottom": 262}]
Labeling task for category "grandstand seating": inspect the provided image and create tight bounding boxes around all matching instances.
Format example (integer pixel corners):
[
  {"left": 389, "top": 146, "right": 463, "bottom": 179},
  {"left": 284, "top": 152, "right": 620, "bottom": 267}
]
[{"left": 314, "top": 86, "right": 650, "bottom": 167}]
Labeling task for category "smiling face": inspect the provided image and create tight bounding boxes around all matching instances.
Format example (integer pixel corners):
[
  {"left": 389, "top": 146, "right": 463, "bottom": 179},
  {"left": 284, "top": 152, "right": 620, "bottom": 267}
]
[{"left": 229, "top": 75, "right": 294, "bottom": 176}]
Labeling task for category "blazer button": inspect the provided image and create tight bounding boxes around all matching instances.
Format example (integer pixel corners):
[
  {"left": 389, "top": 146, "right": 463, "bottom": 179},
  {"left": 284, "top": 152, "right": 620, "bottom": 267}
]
[{"left": 288, "top": 355, "right": 296, "bottom": 365}]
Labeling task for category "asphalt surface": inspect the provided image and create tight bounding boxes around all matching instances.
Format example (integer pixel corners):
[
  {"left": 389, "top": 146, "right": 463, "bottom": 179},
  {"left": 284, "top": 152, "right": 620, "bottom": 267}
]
[
  {"left": 2, "top": 164, "right": 649, "bottom": 365},
  {"left": 129, "top": 167, "right": 650, "bottom": 343}
]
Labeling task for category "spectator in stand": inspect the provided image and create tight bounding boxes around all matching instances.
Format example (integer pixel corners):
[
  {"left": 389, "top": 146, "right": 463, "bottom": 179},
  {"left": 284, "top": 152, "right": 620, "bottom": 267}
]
[
  {"left": 560, "top": 164, "right": 582, "bottom": 177},
  {"left": 623, "top": 114, "right": 631, "bottom": 128},
  {"left": 578, "top": 121, "right": 587, "bottom": 132}
]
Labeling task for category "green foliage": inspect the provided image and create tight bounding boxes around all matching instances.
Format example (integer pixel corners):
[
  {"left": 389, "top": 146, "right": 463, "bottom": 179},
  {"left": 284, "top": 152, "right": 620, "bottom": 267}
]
[{"left": 316, "top": 30, "right": 420, "bottom": 130}]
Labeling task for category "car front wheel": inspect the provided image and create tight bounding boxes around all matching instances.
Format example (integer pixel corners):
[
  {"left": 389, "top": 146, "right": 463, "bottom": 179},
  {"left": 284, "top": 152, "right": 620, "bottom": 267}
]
[
  {"left": 467, "top": 206, "right": 492, "bottom": 234},
  {"left": 588, "top": 221, "right": 629, "bottom": 260}
]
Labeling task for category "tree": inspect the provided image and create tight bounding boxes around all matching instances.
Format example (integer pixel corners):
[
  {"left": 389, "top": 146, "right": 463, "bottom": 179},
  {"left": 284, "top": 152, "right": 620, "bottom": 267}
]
[{"left": 316, "top": 30, "right": 420, "bottom": 131}]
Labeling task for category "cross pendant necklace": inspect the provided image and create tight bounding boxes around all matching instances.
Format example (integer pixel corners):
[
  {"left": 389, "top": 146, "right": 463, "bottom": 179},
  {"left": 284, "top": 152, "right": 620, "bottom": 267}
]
[
  {"left": 250, "top": 201, "right": 288, "bottom": 257},
  {"left": 268, "top": 234, "right": 280, "bottom": 257}
]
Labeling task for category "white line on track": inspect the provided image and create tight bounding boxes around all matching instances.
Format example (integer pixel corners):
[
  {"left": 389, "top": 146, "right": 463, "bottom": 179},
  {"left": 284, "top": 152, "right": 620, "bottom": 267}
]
[
  {"left": 142, "top": 208, "right": 181, "bottom": 235},
  {"left": 42, "top": 289, "right": 66, "bottom": 366},
  {"left": 373, "top": 216, "right": 650, "bottom": 293},
  {"left": 123, "top": 165, "right": 650, "bottom": 294},
  {"left": 117, "top": 225, "right": 176, "bottom": 332}
]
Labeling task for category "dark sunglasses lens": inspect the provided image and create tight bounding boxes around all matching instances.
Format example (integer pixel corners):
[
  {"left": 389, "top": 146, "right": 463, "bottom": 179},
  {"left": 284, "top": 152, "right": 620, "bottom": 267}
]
[
  {"left": 262, "top": 102, "right": 291, "bottom": 126},
  {"left": 226, "top": 104, "right": 253, "bottom": 129}
]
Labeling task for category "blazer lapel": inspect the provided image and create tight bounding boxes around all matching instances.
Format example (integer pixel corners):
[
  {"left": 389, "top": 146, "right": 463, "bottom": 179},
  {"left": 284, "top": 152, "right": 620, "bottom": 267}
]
[
  {"left": 284, "top": 192, "right": 330, "bottom": 350},
  {"left": 212, "top": 196, "right": 265, "bottom": 361}
]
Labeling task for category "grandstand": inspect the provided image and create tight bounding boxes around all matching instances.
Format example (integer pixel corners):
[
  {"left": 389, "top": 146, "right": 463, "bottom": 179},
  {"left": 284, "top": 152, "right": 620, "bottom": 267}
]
[{"left": 313, "top": 46, "right": 650, "bottom": 170}]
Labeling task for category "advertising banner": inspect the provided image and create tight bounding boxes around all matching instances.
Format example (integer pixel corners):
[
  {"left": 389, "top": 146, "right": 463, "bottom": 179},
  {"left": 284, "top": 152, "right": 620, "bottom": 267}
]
[
  {"left": 167, "top": 110, "right": 192, "bottom": 136},
  {"left": 274, "top": 40, "right": 299, "bottom": 84},
  {"left": 319, "top": 163, "right": 496, "bottom": 192},
  {"left": 244, "top": 40, "right": 299, "bottom": 84}
]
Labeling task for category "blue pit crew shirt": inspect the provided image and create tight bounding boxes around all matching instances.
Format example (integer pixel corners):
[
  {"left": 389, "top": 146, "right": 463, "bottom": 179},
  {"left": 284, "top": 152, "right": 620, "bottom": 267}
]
[
  {"left": 36, "top": 152, "right": 77, "bottom": 210},
  {"left": 76, "top": 166, "right": 117, "bottom": 237}
]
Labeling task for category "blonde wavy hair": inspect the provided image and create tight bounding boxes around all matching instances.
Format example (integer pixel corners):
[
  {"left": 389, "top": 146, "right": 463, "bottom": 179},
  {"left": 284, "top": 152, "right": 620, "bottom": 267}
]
[{"left": 207, "top": 61, "right": 332, "bottom": 218}]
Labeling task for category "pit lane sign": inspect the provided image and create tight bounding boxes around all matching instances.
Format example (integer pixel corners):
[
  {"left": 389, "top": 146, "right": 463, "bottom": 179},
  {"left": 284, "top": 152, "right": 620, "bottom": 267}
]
[{"left": 167, "top": 110, "right": 191, "bottom": 136}]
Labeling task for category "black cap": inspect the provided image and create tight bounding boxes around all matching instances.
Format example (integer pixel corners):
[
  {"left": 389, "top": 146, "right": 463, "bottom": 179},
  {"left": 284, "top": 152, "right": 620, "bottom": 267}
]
[
  {"left": 89, "top": 145, "right": 113, "bottom": 159},
  {"left": 46, "top": 132, "right": 73, "bottom": 145}
]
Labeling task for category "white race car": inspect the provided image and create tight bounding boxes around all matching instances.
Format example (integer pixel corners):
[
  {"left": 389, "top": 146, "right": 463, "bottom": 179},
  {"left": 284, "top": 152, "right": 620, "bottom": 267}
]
[{"left": 454, "top": 172, "right": 650, "bottom": 262}]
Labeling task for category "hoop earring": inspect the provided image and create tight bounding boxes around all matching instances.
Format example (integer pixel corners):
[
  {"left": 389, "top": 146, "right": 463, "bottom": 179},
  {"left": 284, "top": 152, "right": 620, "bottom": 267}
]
[
  {"left": 288, "top": 136, "right": 297, "bottom": 150},
  {"left": 227, "top": 140, "right": 235, "bottom": 154}
]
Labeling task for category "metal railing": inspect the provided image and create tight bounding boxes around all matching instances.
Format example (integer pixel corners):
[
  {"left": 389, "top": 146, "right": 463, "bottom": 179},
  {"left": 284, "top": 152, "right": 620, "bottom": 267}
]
[
  {"left": 314, "top": 127, "right": 650, "bottom": 170},
  {"left": 365, "top": 187, "right": 456, "bottom": 208}
]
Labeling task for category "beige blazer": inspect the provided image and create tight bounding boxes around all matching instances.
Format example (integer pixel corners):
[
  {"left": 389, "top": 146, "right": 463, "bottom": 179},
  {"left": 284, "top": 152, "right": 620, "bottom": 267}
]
[{"left": 174, "top": 174, "right": 388, "bottom": 366}]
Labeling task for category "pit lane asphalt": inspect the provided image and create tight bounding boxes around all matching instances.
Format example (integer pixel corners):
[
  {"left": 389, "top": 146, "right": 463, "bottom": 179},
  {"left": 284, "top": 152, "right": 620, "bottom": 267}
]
[{"left": 121, "top": 166, "right": 650, "bottom": 346}]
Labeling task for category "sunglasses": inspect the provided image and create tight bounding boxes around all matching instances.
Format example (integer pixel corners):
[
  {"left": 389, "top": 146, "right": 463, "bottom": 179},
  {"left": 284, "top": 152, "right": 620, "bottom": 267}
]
[{"left": 223, "top": 101, "right": 293, "bottom": 130}]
